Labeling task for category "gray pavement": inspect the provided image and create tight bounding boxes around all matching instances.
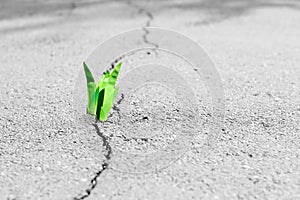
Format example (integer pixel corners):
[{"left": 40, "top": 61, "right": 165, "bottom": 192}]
[{"left": 0, "top": 0, "right": 299, "bottom": 200}]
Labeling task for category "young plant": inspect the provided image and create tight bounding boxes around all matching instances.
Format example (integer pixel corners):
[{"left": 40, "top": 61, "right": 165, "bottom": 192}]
[{"left": 83, "top": 62, "right": 122, "bottom": 122}]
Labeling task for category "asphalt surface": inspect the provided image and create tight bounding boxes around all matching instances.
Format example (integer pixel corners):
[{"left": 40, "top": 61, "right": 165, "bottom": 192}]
[{"left": 0, "top": 0, "right": 299, "bottom": 200}]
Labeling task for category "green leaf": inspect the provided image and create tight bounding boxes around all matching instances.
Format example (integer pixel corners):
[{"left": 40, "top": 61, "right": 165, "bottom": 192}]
[
  {"left": 98, "top": 70, "right": 110, "bottom": 91},
  {"left": 83, "top": 62, "right": 95, "bottom": 83},
  {"left": 109, "top": 62, "right": 122, "bottom": 86},
  {"left": 100, "top": 62, "right": 122, "bottom": 121},
  {"left": 96, "top": 89, "right": 105, "bottom": 120},
  {"left": 112, "top": 87, "right": 119, "bottom": 102},
  {"left": 100, "top": 93, "right": 113, "bottom": 121},
  {"left": 93, "top": 87, "right": 100, "bottom": 115},
  {"left": 83, "top": 62, "right": 96, "bottom": 115}
]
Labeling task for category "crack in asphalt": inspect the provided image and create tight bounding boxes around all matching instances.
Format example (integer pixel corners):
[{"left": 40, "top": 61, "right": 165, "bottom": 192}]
[
  {"left": 73, "top": 122, "right": 111, "bottom": 200},
  {"left": 126, "top": 0, "right": 159, "bottom": 50},
  {"left": 109, "top": 56, "right": 126, "bottom": 70},
  {"left": 73, "top": 2, "right": 159, "bottom": 199},
  {"left": 115, "top": 134, "right": 156, "bottom": 143},
  {"left": 112, "top": 93, "right": 125, "bottom": 114},
  {"left": 140, "top": 9, "right": 159, "bottom": 49},
  {"left": 73, "top": 93, "right": 124, "bottom": 200}
]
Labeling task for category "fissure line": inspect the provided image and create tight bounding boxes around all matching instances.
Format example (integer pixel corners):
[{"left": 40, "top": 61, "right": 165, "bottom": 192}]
[{"left": 73, "top": 123, "right": 111, "bottom": 200}]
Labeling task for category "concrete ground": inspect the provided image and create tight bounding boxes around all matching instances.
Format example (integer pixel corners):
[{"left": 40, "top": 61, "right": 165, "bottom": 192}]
[{"left": 0, "top": 0, "right": 299, "bottom": 199}]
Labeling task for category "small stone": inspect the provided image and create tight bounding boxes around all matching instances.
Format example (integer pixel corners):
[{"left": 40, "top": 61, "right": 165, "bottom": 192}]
[
  {"left": 7, "top": 194, "right": 16, "bottom": 200},
  {"left": 36, "top": 166, "right": 42, "bottom": 171},
  {"left": 81, "top": 178, "right": 87, "bottom": 182}
]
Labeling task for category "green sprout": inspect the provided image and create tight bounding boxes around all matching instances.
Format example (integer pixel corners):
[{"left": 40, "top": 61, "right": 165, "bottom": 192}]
[{"left": 83, "top": 61, "right": 122, "bottom": 122}]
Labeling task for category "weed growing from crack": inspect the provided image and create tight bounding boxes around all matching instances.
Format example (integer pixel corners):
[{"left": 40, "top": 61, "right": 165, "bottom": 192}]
[
  {"left": 74, "top": 62, "right": 122, "bottom": 199},
  {"left": 83, "top": 62, "right": 122, "bottom": 122}
]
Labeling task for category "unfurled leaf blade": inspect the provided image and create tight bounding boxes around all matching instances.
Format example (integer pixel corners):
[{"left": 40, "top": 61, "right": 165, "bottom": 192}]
[
  {"left": 112, "top": 87, "right": 119, "bottom": 102},
  {"left": 87, "top": 82, "right": 96, "bottom": 114},
  {"left": 93, "top": 87, "right": 100, "bottom": 115},
  {"left": 98, "top": 71, "right": 110, "bottom": 91},
  {"left": 100, "top": 62, "right": 122, "bottom": 121},
  {"left": 83, "top": 62, "right": 96, "bottom": 115},
  {"left": 100, "top": 108, "right": 108, "bottom": 121},
  {"left": 109, "top": 62, "right": 122, "bottom": 86},
  {"left": 83, "top": 62, "right": 95, "bottom": 83}
]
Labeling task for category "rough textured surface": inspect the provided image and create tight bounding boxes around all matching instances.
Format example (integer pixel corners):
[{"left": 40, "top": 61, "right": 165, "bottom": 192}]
[{"left": 0, "top": 0, "right": 299, "bottom": 200}]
